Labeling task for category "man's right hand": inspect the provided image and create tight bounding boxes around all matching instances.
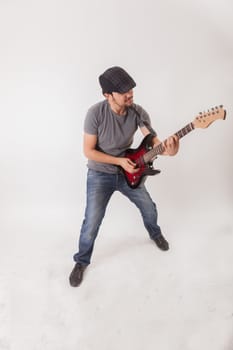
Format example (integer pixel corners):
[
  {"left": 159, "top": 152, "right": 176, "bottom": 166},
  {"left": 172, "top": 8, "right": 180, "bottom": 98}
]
[{"left": 117, "top": 157, "right": 139, "bottom": 174}]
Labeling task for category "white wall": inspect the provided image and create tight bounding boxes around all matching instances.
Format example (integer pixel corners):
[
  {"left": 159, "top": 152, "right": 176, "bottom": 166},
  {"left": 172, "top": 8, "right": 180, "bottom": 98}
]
[
  {"left": 0, "top": 0, "right": 233, "bottom": 349},
  {"left": 1, "top": 0, "right": 232, "bottom": 219},
  {"left": 1, "top": 0, "right": 232, "bottom": 216}
]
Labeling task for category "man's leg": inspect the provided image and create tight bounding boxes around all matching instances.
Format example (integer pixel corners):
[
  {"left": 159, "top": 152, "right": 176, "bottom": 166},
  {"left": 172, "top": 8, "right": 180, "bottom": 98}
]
[
  {"left": 70, "top": 170, "right": 115, "bottom": 286},
  {"left": 118, "top": 175, "right": 169, "bottom": 250}
]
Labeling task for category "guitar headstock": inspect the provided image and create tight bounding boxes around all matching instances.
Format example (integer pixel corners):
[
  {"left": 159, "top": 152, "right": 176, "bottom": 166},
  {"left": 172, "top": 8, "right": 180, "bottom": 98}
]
[{"left": 193, "top": 105, "right": 226, "bottom": 129}]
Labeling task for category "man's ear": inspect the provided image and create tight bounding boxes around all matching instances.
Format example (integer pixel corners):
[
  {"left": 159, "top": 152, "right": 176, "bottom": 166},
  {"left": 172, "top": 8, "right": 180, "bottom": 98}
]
[{"left": 103, "top": 93, "right": 112, "bottom": 99}]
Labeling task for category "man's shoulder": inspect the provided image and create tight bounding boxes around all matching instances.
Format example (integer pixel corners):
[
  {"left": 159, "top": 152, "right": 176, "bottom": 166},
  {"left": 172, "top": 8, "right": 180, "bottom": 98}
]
[
  {"left": 129, "top": 103, "right": 149, "bottom": 116},
  {"left": 88, "top": 100, "right": 108, "bottom": 114}
]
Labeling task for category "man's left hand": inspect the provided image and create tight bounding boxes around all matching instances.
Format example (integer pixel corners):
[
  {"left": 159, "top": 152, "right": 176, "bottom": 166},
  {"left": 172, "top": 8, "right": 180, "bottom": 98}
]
[{"left": 163, "top": 135, "right": 179, "bottom": 156}]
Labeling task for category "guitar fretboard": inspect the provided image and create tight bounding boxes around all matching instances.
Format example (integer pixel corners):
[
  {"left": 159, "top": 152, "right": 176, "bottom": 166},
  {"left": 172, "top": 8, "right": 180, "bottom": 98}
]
[{"left": 143, "top": 122, "right": 194, "bottom": 163}]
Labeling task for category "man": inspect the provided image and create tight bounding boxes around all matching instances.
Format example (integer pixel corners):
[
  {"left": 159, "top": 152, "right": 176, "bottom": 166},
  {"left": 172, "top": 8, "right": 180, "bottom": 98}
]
[{"left": 69, "top": 66, "right": 179, "bottom": 287}]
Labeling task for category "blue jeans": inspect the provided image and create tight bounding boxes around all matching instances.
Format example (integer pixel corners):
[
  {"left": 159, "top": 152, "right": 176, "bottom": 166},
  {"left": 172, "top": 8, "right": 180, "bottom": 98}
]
[{"left": 73, "top": 169, "right": 162, "bottom": 266}]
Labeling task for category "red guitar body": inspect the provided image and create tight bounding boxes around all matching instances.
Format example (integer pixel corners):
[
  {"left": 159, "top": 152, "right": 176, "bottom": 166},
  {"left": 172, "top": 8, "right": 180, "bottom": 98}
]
[{"left": 122, "top": 134, "right": 161, "bottom": 189}]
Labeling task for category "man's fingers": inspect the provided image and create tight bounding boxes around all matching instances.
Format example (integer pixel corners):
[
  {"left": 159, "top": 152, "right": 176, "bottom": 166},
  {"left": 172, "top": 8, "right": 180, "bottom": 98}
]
[
  {"left": 165, "top": 136, "right": 178, "bottom": 147},
  {"left": 127, "top": 159, "right": 137, "bottom": 167}
]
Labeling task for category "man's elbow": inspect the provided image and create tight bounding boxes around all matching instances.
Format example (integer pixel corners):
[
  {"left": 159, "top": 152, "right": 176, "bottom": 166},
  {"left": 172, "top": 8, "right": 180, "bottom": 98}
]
[{"left": 83, "top": 147, "right": 94, "bottom": 159}]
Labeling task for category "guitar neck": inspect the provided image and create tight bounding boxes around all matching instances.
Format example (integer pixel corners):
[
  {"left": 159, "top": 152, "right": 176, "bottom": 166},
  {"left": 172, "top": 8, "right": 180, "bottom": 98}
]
[{"left": 143, "top": 122, "right": 195, "bottom": 163}]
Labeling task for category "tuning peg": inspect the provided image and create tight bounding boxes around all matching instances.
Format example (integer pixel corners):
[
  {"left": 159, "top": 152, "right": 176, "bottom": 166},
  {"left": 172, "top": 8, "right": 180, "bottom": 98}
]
[
  {"left": 219, "top": 104, "right": 223, "bottom": 108},
  {"left": 211, "top": 108, "right": 215, "bottom": 114}
]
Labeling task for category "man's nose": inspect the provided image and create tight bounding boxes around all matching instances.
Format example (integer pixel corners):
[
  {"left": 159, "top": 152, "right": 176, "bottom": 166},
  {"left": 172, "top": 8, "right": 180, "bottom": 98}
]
[{"left": 126, "top": 89, "right": 133, "bottom": 98}]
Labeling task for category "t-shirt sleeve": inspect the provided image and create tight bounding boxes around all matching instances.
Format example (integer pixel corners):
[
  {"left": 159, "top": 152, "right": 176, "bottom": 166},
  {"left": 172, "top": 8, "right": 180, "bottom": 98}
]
[
  {"left": 134, "top": 105, "right": 157, "bottom": 136},
  {"left": 84, "top": 107, "right": 98, "bottom": 135}
]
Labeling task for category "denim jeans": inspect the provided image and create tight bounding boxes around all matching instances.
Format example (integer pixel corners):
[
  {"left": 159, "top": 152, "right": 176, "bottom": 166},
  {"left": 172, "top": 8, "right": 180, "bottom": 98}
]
[{"left": 73, "top": 169, "right": 162, "bottom": 266}]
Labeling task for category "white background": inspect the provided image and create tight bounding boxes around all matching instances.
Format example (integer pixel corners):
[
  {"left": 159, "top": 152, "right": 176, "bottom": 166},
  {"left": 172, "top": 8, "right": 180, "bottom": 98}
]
[{"left": 0, "top": 0, "right": 233, "bottom": 349}]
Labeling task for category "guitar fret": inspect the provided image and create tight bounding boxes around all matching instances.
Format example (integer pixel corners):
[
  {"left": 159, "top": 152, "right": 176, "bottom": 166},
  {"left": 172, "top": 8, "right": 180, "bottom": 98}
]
[
  {"left": 143, "top": 143, "right": 164, "bottom": 163},
  {"left": 175, "top": 123, "right": 194, "bottom": 139}
]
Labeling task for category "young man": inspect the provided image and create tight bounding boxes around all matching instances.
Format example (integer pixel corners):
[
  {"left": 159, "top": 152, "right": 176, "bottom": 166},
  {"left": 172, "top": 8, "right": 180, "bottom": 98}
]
[{"left": 69, "top": 66, "right": 179, "bottom": 287}]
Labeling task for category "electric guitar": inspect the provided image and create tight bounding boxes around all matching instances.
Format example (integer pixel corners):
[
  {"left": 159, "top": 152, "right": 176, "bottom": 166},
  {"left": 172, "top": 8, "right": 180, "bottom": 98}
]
[{"left": 122, "top": 105, "right": 226, "bottom": 188}]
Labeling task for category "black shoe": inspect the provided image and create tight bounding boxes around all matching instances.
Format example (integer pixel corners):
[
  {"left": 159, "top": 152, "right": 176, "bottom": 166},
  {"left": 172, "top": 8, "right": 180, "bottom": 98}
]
[
  {"left": 153, "top": 234, "right": 169, "bottom": 251},
  {"left": 69, "top": 263, "right": 86, "bottom": 287}
]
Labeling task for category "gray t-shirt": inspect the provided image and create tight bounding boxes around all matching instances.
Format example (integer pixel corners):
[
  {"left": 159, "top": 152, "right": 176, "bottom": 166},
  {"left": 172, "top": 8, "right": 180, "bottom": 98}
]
[{"left": 84, "top": 100, "right": 157, "bottom": 174}]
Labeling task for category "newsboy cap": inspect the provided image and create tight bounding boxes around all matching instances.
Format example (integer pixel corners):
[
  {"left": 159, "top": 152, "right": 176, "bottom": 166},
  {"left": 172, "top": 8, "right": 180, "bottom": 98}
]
[{"left": 99, "top": 66, "right": 136, "bottom": 94}]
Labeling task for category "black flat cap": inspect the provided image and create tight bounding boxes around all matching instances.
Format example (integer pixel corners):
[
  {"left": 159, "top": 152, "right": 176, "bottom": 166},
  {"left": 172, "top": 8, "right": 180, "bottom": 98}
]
[{"left": 99, "top": 66, "right": 136, "bottom": 94}]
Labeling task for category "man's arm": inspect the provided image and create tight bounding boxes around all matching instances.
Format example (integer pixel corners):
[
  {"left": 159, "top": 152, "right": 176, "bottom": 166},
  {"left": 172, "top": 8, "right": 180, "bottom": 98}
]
[
  {"left": 140, "top": 126, "right": 179, "bottom": 156},
  {"left": 83, "top": 133, "right": 139, "bottom": 173}
]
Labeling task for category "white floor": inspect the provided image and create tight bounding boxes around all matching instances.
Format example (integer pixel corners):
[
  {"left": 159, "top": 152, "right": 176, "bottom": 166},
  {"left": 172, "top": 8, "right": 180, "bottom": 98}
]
[{"left": 1, "top": 198, "right": 233, "bottom": 350}]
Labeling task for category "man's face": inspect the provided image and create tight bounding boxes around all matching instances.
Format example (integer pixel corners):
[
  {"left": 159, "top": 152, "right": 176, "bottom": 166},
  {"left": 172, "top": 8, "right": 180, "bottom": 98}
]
[{"left": 110, "top": 89, "right": 134, "bottom": 107}]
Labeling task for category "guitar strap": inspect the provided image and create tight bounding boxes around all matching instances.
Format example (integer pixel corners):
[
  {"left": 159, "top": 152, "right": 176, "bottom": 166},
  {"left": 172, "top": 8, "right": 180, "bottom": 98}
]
[{"left": 129, "top": 105, "right": 157, "bottom": 136}]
